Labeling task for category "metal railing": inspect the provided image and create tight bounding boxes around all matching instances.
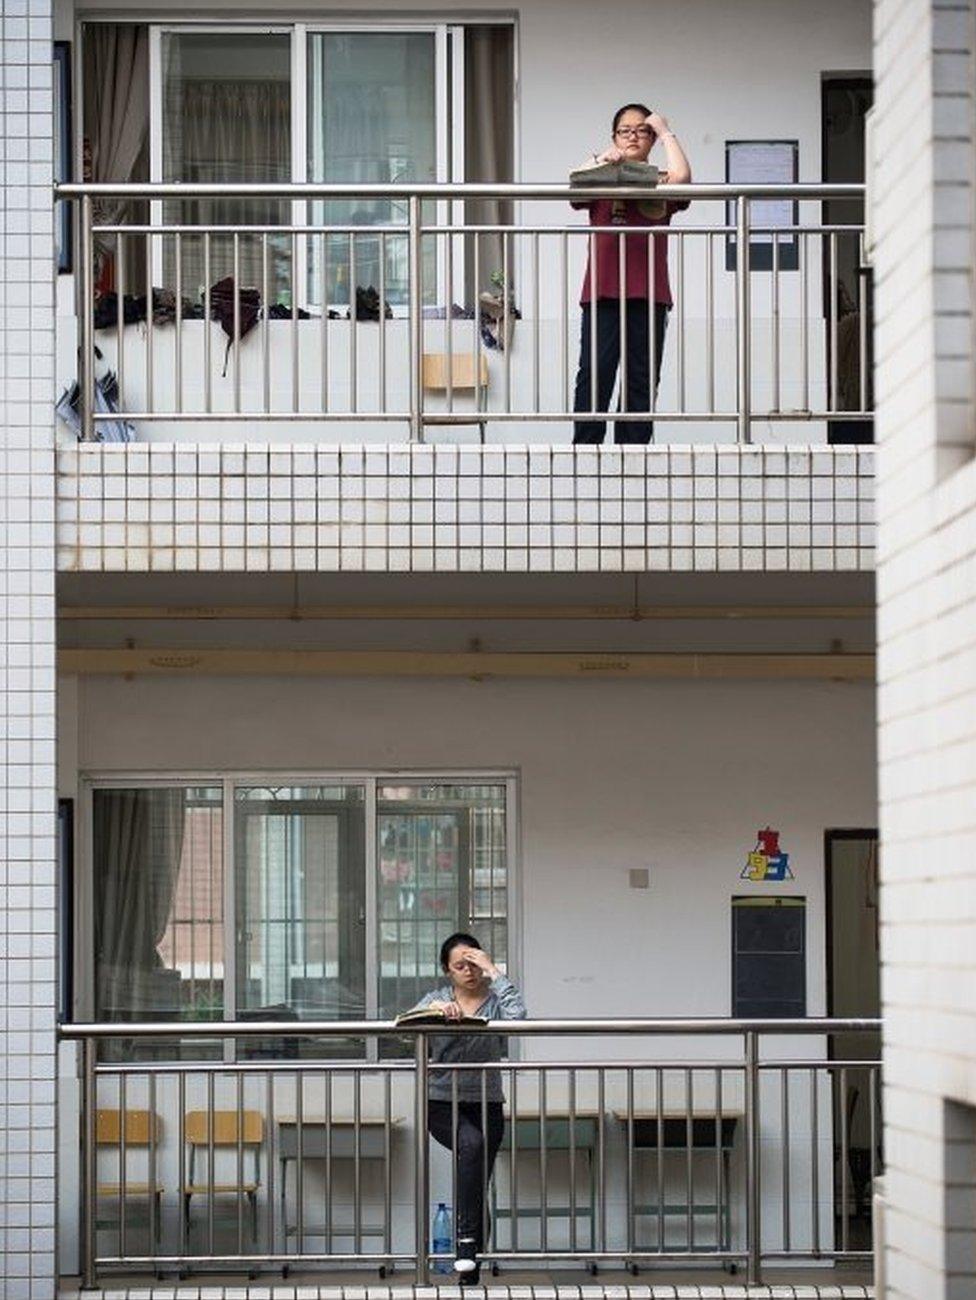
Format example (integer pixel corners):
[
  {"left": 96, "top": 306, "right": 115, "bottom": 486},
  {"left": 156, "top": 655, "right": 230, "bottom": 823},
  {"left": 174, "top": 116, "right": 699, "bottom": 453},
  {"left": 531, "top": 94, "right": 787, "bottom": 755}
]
[
  {"left": 56, "top": 182, "right": 871, "bottom": 445},
  {"left": 60, "top": 1016, "right": 881, "bottom": 1287}
]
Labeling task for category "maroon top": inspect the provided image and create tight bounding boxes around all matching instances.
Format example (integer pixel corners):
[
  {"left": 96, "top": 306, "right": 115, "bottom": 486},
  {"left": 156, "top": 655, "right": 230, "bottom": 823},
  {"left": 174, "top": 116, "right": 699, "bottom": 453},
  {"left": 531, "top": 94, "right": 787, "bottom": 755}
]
[{"left": 579, "top": 197, "right": 690, "bottom": 306}]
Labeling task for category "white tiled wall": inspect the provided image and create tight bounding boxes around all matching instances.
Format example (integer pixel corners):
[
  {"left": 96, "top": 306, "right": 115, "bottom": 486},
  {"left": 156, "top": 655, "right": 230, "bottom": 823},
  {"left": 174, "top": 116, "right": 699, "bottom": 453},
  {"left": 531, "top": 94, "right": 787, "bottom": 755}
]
[
  {"left": 55, "top": 443, "right": 876, "bottom": 574},
  {"left": 0, "top": 1, "right": 58, "bottom": 1297},
  {"left": 874, "top": 0, "right": 976, "bottom": 1297}
]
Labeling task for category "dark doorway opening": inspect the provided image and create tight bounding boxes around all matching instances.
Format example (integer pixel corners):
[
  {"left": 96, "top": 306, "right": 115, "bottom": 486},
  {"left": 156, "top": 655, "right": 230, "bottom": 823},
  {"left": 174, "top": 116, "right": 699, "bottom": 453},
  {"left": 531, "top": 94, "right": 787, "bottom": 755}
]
[{"left": 821, "top": 76, "right": 874, "bottom": 444}]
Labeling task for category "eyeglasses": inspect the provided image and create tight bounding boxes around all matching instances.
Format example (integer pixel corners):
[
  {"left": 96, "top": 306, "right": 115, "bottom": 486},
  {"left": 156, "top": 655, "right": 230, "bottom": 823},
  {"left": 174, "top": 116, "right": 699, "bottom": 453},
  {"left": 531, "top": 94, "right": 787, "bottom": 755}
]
[{"left": 614, "top": 126, "right": 653, "bottom": 139}]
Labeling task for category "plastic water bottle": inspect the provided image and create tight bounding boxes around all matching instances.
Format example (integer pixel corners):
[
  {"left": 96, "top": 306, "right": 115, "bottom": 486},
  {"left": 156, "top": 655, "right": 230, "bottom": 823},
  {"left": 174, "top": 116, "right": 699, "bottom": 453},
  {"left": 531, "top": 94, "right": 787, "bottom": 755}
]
[{"left": 432, "top": 1202, "right": 453, "bottom": 1273}]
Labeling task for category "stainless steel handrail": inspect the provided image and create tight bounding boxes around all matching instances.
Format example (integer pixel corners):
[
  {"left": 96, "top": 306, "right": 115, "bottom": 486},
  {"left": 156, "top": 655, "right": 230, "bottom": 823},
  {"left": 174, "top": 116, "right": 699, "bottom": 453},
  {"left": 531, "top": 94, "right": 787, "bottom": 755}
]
[
  {"left": 63, "top": 1016, "right": 881, "bottom": 1289},
  {"left": 57, "top": 181, "right": 870, "bottom": 445}
]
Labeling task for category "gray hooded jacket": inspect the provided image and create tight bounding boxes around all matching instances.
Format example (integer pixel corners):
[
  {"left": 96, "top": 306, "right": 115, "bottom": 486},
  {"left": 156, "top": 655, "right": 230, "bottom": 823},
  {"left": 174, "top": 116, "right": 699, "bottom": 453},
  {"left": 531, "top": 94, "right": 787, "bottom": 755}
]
[{"left": 414, "top": 975, "right": 527, "bottom": 1102}]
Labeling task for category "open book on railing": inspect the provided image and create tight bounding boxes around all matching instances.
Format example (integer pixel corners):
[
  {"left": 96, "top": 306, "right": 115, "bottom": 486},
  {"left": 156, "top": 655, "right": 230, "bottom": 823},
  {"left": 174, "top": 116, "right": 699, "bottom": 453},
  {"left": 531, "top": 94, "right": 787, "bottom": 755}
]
[
  {"left": 569, "top": 160, "right": 660, "bottom": 187},
  {"left": 395, "top": 1007, "right": 488, "bottom": 1027}
]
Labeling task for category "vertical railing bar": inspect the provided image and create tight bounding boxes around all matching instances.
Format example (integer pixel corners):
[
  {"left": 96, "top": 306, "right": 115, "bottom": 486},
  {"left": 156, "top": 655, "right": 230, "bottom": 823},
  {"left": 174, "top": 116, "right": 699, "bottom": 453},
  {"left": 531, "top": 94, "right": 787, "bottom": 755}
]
[
  {"left": 79, "top": 197, "right": 95, "bottom": 440},
  {"left": 174, "top": 232, "right": 183, "bottom": 413},
  {"left": 706, "top": 231, "right": 715, "bottom": 413},
  {"left": 262, "top": 234, "right": 270, "bottom": 413},
  {"left": 782, "top": 1066, "right": 791, "bottom": 1252},
  {"left": 480, "top": 1069, "right": 490, "bottom": 1262},
  {"left": 145, "top": 232, "right": 154, "bottom": 414},
  {"left": 561, "top": 231, "right": 570, "bottom": 413},
  {"left": 618, "top": 232, "right": 628, "bottom": 414},
  {"left": 810, "top": 1066, "right": 820, "bottom": 1255},
  {"left": 115, "top": 231, "right": 125, "bottom": 419},
  {"left": 203, "top": 233, "right": 212, "bottom": 413},
  {"left": 379, "top": 233, "right": 388, "bottom": 413},
  {"left": 384, "top": 1067, "right": 394, "bottom": 1265},
  {"left": 473, "top": 232, "right": 483, "bottom": 416},
  {"left": 296, "top": 1067, "right": 304, "bottom": 1257},
  {"left": 450, "top": 1066, "right": 459, "bottom": 1264},
  {"left": 840, "top": 1065, "right": 850, "bottom": 1254},
  {"left": 408, "top": 196, "right": 423, "bottom": 442},
  {"left": 568, "top": 1067, "right": 578, "bottom": 1254},
  {"left": 801, "top": 230, "right": 809, "bottom": 412},
  {"left": 532, "top": 231, "right": 541, "bottom": 416},
  {"left": 539, "top": 1067, "right": 548, "bottom": 1254},
  {"left": 648, "top": 233, "right": 657, "bottom": 416},
  {"left": 207, "top": 1070, "right": 215, "bottom": 1259},
  {"left": 178, "top": 1070, "right": 187, "bottom": 1262},
  {"left": 236, "top": 1070, "right": 244, "bottom": 1258},
  {"left": 265, "top": 1069, "right": 275, "bottom": 1259},
  {"left": 597, "top": 1067, "right": 607, "bottom": 1255},
  {"left": 148, "top": 1071, "right": 158, "bottom": 1256},
  {"left": 745, "top": 1029, "right": 760, "bottom": 1285},
  {"left": 685, "top": 1067, "right": 693, "bottom": 1253},
  {"left": 349, "top": 234, "right": 358, "bottom": 414},
  {"left": 859, "top": 230, "right": 868, "bottom": 412},
  {"left": 829, "top": 230, "right": 839, "bottom": 414},
  {"left": 869, "top": 1063, "right": 879, "bottom": 1184},
  {"left": 655, "top": 1066, "right": 664, "bottom": 1254},
  {"left": 291, "top": 231, "right": 300, "bottom": 414},
  {"left": 354, "top": 1066, "right": 363, "bottom": 1255},
  {"left": 414, "top": 1033, "right": 430, "bottom": 1282},
  {"left": 714, "top": 1068, "right": 723, "bottom": 1256},
  {"left": 325, "top": 1067, "right": 333, "bottom": 1255},
  {"left": 320, "top": 233, "right": 329, "bottom": 414},
  {"left": 81, "top": 1037, "right": 97, "bottom": 1287},
  {"left": 677, "top": 231, "right": 686, "bottom": 412},
  {"left": 735, "top": 195, "right": 752, "bottom": 443},
  {"left": 232, "top": 232, "right": 241, "bottom": 413},
  {"left": 772, "top": 232, "right": 781, "bottom": 415},
  {"left": 503, "top": 230, "right": 511, "bottom": 413},
  {"left": 119, "top": 1070, "right": 128, "bottom": 1262},
  {"left": 589, "top": 231, "right": 598, "bottom": 416},
  {"left": 446, "top": 229, "right": 454, "bottom": 412},
  {"left": 625, "top": 1067, "right": 635, "bottom": 1258},
  {"left": 510, "top": 1066, "right": 519, "bottom": 1253}
]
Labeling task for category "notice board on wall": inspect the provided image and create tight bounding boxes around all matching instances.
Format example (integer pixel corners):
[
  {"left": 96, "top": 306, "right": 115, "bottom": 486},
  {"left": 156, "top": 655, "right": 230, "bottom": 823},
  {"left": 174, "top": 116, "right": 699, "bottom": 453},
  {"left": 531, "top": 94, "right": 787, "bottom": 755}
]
[{"left": 731, "top": 895, "right": 806, "bottom": 1018}]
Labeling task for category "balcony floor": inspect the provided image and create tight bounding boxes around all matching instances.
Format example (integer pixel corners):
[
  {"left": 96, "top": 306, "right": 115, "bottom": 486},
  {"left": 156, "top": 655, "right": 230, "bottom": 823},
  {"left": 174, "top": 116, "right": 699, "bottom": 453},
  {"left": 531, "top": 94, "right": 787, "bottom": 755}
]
[{"left": 59, "top": 1267, "right": 874, "bottom": 1299}]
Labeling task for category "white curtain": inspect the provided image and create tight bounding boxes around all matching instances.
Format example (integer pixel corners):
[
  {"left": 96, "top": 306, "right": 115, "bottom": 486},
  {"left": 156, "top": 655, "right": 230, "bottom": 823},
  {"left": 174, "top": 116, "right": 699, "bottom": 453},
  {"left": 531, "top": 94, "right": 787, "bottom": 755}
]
[
  {"left": 83, "top": 25, "right": 150, "bottom": 268},
  {"left": 94, "top": 789, "right": 186, "bottom": 1020},
  {"left": 464, "top": 26, "right": 515, "bottom": 301}
]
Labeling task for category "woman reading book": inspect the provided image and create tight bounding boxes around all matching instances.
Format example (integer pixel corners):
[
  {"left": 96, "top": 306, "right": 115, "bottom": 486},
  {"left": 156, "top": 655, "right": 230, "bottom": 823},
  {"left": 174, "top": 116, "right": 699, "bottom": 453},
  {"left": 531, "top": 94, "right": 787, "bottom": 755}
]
[
  {"left": 409, "top": 932, "right": 526, "bottom": 1283},
  {"left": 572, "top": 103, "right": 692, "bottom": 443}
]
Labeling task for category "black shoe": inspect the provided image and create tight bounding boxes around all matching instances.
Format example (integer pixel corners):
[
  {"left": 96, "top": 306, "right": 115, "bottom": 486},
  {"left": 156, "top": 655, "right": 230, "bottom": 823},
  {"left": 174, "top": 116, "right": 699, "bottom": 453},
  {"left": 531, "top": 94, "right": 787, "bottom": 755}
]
[
  {"left": 459, "top": 1263, "right": 482, "bottom": 1286},
  {"left": 453, "top": 1236, "right": 477, "bottom": 1278}
]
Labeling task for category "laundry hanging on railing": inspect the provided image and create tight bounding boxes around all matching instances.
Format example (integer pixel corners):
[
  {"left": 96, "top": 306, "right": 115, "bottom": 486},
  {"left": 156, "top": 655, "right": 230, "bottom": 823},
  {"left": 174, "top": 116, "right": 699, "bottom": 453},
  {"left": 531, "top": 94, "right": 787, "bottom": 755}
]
[{"left": 56, "top": 353, "right": 134, "bottom": 443}]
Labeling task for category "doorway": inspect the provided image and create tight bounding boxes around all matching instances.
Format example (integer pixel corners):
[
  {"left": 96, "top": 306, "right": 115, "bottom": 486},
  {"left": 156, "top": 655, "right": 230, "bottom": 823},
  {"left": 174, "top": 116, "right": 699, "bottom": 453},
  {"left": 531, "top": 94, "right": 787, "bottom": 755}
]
[
  {"left": 825, "top": 829, "right": 881, "bottom": 1242},
  {"left": 821, "top": 76, "right": 874, "bottom": 442}
]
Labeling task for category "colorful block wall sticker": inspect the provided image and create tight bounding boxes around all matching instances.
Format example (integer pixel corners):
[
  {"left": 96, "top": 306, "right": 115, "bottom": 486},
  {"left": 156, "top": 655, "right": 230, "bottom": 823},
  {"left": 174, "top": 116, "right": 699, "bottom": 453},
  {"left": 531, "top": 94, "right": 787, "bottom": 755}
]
[{"left": 741, "top": 827, "right": 794, "bottom": 882}]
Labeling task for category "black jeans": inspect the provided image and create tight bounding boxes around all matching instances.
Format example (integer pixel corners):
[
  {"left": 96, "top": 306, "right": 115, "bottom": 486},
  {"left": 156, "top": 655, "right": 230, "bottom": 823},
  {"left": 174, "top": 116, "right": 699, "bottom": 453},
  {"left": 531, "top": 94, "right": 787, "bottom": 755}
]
[
  {"left": 573, "top": 300, "right": 669, "bottom": 444},
  {"left": 428, "top": 1100, "right": 505, "bottom": 1251}
]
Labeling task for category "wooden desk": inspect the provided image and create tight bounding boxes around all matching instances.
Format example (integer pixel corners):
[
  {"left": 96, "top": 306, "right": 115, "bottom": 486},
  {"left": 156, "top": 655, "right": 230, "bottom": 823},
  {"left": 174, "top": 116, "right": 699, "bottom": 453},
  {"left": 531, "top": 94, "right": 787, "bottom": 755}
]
[
  {"left": 276, "top": 1115, "right": 403, "bottom": 1255},
  {"left": 613, "top": 1109, "right": 742, "bottom": 1257},
  {"left": 492, "top": 1109, "right": 601, "bottom": 1264}
]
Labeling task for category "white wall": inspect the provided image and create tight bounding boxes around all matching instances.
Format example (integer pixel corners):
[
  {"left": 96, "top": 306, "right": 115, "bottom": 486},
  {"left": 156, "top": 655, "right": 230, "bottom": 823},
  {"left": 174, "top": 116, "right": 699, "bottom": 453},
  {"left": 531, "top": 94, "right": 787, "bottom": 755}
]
[
  {"left": 57, "top": 0, "right": 872, "bottom": 446},
  {"left": 872, "top": 0, "right": 976, "bottom": 1297},
  {"left": 57, "top": 671, "right": 876, "bottom": 1267}
]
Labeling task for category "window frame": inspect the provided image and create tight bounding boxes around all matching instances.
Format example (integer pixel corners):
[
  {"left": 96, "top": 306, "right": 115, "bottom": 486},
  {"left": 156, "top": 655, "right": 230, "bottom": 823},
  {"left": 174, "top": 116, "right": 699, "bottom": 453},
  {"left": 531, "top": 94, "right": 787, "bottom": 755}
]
[
  {"left": 77, "top": 770, "right": 520, "bottom": 1060},
  {"left": 147, "top": 21, "right": 466, "bottom": 312}
]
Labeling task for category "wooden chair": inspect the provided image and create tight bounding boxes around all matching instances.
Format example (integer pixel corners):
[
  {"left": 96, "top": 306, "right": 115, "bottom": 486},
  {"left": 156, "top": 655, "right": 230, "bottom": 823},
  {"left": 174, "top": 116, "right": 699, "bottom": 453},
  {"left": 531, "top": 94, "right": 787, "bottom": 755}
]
[
  {"left": 422, "top": 350, "right": 489, "bottom": 442},
  {"left": 183, "top": 1109, "right": 264, "bottom": 1244},
  {"left": 95, "top": 1108, "right": 164, "bottom": 1243}
]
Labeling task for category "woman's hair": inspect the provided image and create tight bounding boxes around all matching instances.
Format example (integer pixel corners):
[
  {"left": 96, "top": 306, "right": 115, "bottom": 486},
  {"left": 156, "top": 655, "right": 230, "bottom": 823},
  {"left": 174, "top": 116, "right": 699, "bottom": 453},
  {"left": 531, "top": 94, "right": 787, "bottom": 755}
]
[
  {"left": 440, "top": 931, "right": 482, "bottom": 972},
  {"left": 612, "top": 102, "right": 653, "bottom": 135}
]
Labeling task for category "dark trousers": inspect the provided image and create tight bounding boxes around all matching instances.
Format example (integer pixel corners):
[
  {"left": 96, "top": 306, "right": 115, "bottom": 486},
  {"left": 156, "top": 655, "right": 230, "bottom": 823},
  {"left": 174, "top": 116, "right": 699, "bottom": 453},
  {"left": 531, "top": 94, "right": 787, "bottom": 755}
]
[
  {"left": 428, "top": 1100, "right": 505, "bottom": 1251},
  {"left": 573, "top": 300, "right": 669, "bottom": 444}
]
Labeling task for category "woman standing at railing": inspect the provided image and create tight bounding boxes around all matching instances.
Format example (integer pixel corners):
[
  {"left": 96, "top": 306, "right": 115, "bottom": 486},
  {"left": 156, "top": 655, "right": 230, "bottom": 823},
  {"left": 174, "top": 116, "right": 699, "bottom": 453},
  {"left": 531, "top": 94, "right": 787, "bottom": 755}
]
[
  {"left": 572, "top": 103, "right": 691, "bottom": 443},
  {"left": 411, "top": 932, "right": 526, "bottom": 1284}
]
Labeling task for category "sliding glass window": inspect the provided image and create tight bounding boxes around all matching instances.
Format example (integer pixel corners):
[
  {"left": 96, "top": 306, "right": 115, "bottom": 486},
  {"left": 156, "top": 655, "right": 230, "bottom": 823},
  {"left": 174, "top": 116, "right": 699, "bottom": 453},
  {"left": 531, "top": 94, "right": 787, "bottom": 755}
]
[{"left": 88, "top": 777, "right": 513, "bottom": 1059}]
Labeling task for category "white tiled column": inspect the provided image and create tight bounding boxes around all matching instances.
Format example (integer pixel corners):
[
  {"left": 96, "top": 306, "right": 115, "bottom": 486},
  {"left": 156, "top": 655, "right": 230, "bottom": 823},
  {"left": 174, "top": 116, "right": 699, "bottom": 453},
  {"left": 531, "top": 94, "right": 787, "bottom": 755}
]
[{"left": 0, "top": 1, "right": 58, "bottom": 1296}]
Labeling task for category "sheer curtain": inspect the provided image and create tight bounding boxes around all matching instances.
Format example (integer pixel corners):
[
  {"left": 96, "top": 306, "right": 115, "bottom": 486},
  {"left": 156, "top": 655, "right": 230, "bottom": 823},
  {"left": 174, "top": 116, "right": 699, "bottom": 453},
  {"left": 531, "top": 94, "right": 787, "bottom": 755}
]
[
  {"left": 82, "top": 24, "right": 150, "bottom": 285},
  {"left": 464, "top": 26, "right": 515, "bottom": 302},
  {"left": 93, "top": 789, "right": 187, "bottom": 1021}
]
